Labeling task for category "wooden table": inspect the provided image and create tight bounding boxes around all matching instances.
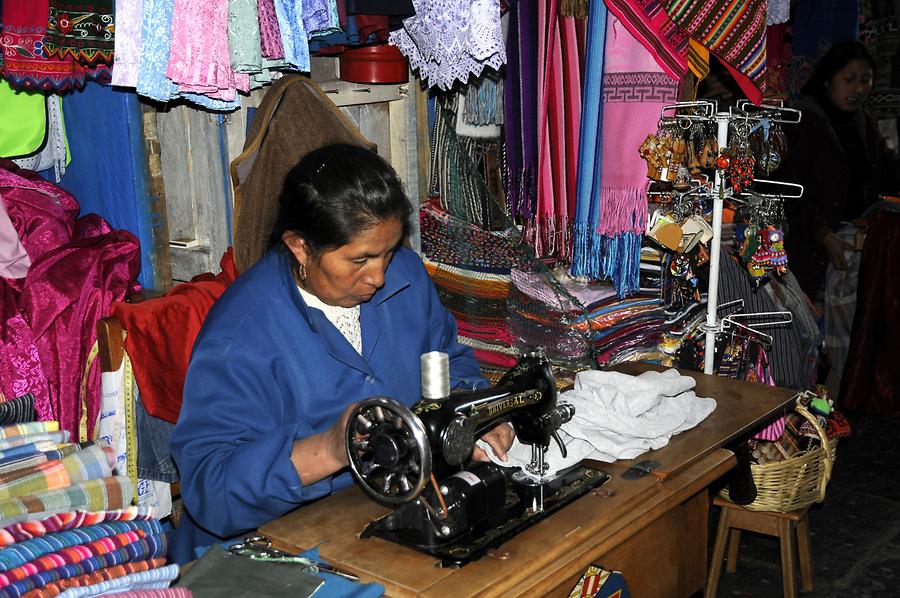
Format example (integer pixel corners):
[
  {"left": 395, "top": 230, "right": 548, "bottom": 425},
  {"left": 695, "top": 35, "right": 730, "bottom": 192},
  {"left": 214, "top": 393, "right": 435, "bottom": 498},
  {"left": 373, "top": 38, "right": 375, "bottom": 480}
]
[{"left": 260, "top": 365, "right": 797, "bottom": 597}]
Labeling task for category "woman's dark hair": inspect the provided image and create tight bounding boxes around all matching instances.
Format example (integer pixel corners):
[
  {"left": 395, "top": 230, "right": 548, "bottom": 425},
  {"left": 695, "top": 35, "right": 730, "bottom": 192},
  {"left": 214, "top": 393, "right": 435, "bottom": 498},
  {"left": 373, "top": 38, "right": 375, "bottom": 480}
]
[
  {"left": 268, "top": 144, "right": 412, "bottom": 254},
  {"left": 802, "top": 40, "right": 876, "bottom": 98}
]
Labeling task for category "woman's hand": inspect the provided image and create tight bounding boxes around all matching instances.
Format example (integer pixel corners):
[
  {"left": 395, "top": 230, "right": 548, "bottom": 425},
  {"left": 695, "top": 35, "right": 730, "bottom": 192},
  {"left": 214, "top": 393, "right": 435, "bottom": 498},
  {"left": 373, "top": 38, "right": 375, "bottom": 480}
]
[
  {"left": 821, "top": 231, "right": 854, "bottom": 270},
  {"left": 327, "top": 402, "right": 358, "bottom": 466},
  {"left": 291, "top": 402, "right": 357, "bottom": 485},
  {"left": 472, "top": 422, "right": 516, "bottom": 462}
]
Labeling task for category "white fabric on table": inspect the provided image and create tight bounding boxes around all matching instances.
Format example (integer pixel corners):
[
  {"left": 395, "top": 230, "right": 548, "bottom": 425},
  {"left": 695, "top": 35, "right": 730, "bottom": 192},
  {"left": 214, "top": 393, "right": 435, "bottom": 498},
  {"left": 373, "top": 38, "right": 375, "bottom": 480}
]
[{"left": 478, "top": 368, "right": 716, "bottom": 479}]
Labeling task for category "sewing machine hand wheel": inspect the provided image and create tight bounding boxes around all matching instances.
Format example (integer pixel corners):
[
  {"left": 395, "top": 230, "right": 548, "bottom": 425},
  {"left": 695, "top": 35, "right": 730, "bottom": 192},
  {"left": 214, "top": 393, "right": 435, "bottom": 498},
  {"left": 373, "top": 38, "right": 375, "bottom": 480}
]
[{"left": 346, "top": 397, "right": 431, "bottom": 505}]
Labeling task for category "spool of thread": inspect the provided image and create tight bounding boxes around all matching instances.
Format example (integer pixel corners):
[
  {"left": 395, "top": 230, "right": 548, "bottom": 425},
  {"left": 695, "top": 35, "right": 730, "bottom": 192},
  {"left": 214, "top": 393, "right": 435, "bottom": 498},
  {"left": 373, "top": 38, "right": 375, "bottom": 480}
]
[{"left": 420, "top": 351, "right": 450, "bottom": 399}]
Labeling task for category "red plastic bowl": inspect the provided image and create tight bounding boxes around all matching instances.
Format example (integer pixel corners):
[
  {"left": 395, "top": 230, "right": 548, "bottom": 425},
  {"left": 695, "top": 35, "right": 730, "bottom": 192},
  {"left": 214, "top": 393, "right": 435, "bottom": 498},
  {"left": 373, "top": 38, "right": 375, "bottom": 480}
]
[{"left": 340, "top": 45, "right": 409, "bottom": 84}]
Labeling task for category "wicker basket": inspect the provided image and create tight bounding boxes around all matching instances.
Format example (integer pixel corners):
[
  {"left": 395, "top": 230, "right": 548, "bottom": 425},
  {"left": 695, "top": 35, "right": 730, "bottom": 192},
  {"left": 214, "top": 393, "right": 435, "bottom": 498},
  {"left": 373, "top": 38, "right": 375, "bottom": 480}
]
[{"left": 720, "top": 403, "right": 837, "bottom": 513}]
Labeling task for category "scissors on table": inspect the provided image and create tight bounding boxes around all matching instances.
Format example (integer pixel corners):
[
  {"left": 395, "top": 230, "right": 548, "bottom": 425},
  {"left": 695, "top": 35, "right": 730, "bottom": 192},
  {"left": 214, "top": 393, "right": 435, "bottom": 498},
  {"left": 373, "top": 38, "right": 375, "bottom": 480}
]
[{"left": 227, "top": 534, "right": 360, "bottom": 582}]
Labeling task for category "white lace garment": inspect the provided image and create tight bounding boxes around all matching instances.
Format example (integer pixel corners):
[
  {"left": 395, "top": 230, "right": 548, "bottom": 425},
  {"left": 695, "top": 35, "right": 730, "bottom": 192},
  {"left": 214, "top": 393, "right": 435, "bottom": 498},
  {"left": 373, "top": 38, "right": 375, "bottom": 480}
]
[
  {"left": 297, "top": 285, "right": 362, "bottom": 355},
  {"left": 389, "top": 0, "right": 506, "bottom": 90}
]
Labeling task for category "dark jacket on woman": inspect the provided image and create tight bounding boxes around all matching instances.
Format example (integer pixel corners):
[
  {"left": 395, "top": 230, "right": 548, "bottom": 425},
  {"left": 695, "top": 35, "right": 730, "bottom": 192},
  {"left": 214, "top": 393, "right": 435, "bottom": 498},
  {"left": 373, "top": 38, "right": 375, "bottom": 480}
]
[{"left": 779, "top": 93, "right": 900, "bottom": 297}]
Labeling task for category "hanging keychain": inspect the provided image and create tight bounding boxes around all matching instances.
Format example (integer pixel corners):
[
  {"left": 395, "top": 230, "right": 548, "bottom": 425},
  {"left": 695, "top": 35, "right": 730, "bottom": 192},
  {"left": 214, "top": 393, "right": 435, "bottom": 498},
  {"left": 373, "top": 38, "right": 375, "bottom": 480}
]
[
  {"left": 767, "top": 227, "right": 788, "bottom": 274},
  {"left": 724, "top": 121, "right": 756, "bottom": 193},
  {"left": 753, "top": 118, "right": 787, "bottom": 176}
]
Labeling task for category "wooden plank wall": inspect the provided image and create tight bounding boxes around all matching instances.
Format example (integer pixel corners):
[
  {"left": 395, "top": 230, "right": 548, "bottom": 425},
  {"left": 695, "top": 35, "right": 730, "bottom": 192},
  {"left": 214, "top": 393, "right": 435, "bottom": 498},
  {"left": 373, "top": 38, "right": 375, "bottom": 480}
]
[{"left": 154, "top": 63, "right": 427, "bottom": 283}]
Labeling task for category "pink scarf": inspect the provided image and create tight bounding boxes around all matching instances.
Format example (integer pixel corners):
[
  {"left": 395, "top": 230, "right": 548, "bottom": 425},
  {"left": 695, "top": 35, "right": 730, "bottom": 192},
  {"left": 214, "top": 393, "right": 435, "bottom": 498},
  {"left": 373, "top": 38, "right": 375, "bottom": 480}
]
[
  {"left": 598, "top": 16, "right": 677, "bottom": 294},
  {"left": 528, "top": 0, "right": 583, "bottom": 262}
]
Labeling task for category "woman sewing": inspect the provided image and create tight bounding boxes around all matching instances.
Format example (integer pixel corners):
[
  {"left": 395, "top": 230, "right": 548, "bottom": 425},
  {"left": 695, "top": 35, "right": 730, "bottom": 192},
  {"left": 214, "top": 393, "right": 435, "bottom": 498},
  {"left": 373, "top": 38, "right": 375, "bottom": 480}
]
[{"left": 170, "top": 144, "right": 514, "bottom": 563}]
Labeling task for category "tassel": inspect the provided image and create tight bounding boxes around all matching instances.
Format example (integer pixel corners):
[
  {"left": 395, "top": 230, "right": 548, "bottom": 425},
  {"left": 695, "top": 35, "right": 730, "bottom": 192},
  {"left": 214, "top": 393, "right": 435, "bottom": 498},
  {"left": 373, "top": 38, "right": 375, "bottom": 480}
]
[
  {"left": 597, "top": 187, "right": 648, "bottom": 236},
  {"left": 570, "top": 222, "right": 604, "bottom": 280},
  {"left": 601, "top": 233, "right": 642, "bottom": 297},
  {"left": 559, "top": 0, "right": 588, "bottom": 19}
]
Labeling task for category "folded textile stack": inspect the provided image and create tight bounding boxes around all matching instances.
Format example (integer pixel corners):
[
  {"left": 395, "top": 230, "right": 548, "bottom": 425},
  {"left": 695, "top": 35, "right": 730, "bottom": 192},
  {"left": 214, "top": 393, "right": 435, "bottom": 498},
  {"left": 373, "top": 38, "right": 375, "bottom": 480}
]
[
  {"left": 0, "top": 423, "right": 181, "bottom": 598},
  {"left": 423, "top": 258, "right": 517, "bottom": 375},
  {"left": 423, "top": 198, "right": 675, "bottom": 374},
  {"left": 508, "top": 269, "right": 669, "bottom": 369},
  {"left": 421, "top": 200, "right": 523, "bottom": 379}
]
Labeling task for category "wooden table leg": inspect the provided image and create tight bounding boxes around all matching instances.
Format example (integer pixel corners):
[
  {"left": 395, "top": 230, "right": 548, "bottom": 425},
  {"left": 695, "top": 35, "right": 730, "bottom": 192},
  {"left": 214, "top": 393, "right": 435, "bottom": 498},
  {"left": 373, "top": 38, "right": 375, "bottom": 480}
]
[
  {"left": 778, "top": 518, "right": 797, "bottom": 598},
  {"left": 706, "top": 507, "right": 732, "bottom": 597},
  {"left": 796, "top": 513, "right": 814, "bottom": 592},
  {"left": 725, "top": 529, "right": 741, "bottom": 573}
]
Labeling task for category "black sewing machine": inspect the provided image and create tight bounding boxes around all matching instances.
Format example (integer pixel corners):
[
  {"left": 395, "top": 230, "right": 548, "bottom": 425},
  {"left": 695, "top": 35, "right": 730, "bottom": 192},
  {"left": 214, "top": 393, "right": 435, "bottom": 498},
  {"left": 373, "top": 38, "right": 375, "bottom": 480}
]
[{"left": 345, "top": 349, "right": 610, "bottom": 566}]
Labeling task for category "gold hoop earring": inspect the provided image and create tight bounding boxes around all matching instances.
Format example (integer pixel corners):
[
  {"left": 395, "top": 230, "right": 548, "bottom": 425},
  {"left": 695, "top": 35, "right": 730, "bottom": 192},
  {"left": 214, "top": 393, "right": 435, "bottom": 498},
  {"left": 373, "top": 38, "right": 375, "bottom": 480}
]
[{"left": 298, "top": 262, "right": 307, "bottom": 281}]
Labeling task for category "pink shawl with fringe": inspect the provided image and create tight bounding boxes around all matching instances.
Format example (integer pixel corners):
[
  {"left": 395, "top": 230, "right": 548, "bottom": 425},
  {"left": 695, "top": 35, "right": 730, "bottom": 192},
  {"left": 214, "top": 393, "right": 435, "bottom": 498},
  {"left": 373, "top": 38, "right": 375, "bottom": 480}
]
[
  {"left": 598, "top": 16, "right": 677, "bottom": 238},
  {"left": 529, "top": 0, "right": 583, "bottom": 262}
]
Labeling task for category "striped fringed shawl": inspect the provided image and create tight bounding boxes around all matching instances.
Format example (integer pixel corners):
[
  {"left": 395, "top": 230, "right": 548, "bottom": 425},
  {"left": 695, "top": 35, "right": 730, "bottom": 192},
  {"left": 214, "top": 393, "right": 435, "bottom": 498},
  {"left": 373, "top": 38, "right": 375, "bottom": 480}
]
[
  {"left": 504, "top": 0, "right": 539, "bottom": 221},
  {"left": 598, "top": 16, "right": 677, "bottom": 296},
  {"left": 526, "top": 0, "right": 583, "bottom": 263},
  {"left": 604, "top": 0, "right": 688, "bottom": 80}
]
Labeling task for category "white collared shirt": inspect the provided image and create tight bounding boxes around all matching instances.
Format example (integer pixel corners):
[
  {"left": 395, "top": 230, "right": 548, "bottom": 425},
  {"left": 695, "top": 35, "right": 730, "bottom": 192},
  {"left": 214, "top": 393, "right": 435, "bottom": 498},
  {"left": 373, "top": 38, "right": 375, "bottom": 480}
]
[{"left": 297, "top": 285, "right": 362, "bottom": 355}]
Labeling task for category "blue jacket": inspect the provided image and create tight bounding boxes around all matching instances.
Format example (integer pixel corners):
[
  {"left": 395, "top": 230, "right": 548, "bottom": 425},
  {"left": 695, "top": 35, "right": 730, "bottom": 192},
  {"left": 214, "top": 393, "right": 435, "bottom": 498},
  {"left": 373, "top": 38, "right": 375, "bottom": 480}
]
[{"left": 169, "top": 247, "right": 486, "bottom": 563}]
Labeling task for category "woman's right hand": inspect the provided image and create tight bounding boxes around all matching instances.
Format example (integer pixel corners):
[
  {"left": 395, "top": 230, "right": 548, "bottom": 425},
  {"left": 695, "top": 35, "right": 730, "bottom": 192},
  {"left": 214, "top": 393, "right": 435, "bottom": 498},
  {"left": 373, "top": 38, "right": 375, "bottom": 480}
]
[
  {"left": 821, "top": 231, "right": 854, "bottom": 270},
  {"left": 291, "top": 402, "right": 358, "bottom": 485},
  {"left": 326, "top": 402, "right": 358, "bottom": 467}
]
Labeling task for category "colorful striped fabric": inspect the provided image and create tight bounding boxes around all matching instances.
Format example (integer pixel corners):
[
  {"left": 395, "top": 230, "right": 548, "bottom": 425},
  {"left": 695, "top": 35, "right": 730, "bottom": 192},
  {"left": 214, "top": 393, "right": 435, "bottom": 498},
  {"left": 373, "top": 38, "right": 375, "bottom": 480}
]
[
  {"left": 0, "top": 477, "right": 133, "bottom": 527},
  {"left": 0, "top": 397, "right": 36, "bottom": 427},
  {"left": 0, "top": 444, "right": 58, "bottom": 465},
  {"left": 0, "top": 508, "right": 155, "bottom": 548},
  {"left": 0, "top": 425, "right": 59, "bottom": 441},
  {"left": 753, "top": 415, "right": 786, "bottom": 441},
  {"left": 0, "top": 520, "right": 161, "bottom": 571},
  {"left": 0, "top": 462, "right": 46, "bottom": 480},
  {"left": 604, "top": 0, "right": 688, "bottom": 80},
  {"left": 0, "top": 534, "right": 167, "bottom": 597},
  {"left": 0, "top": 447, "right": 114, "bottom": 501},
  {"left": 0, "top": 436, "right": 70, "bottom": 455},
  {"left": 53, "top": 564, "right": 180, "bottom": 597},
  {"left": 660, "top": 0, "right": 766, "bottom": 103},
  {"left": 18, "top": 558, "right": 165, "bottom": 598},
  {"left": 687, "top": 39, "right": 710, "bottom": 81},
  {"left": 102, "top": 590, "right": 190, "bottom": 598},
  {"left": 423, "top": 261, "right": 510, "bottom": 300},
  {"left": 0, "top": 531, "right": 146, "bottom": 587},
  {"left": 424, "top": 250, "right": 517, "bottom": 374},
  {"left": 0, "top": 446, "right": 93, "bottom": 484}
]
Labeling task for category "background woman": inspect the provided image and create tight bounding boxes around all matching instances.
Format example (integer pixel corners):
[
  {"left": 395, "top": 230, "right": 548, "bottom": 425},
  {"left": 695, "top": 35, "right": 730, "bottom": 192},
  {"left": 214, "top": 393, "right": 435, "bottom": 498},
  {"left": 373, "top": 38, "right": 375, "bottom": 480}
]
[
  {"left": 782, "top": 40, "right": 899, "bottom": 297},
  {"left": 781, "top": 40, "right": 900, "bottom": 394}
]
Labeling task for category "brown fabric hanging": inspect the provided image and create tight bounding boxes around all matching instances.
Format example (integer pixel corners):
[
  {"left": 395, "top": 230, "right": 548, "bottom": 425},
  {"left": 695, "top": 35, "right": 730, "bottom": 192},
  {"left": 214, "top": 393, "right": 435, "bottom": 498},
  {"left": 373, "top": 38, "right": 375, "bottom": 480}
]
[{"left": 230, "top": 76, "right": 375, "bottom": 274}]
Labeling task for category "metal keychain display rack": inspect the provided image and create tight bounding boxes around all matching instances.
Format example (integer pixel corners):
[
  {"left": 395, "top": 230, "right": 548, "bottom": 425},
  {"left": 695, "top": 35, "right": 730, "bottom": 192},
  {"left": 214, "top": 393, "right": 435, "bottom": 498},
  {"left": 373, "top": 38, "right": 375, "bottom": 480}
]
[{"left": 654, "top": 99, "right": 803, "bottom": 374}]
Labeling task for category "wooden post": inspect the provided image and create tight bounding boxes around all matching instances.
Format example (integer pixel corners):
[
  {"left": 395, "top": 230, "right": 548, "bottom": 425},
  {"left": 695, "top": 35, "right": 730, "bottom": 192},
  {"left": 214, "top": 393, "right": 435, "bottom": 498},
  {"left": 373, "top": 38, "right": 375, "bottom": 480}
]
[{"left": 140, "top": 104, "right": 174, "bottom": 291}]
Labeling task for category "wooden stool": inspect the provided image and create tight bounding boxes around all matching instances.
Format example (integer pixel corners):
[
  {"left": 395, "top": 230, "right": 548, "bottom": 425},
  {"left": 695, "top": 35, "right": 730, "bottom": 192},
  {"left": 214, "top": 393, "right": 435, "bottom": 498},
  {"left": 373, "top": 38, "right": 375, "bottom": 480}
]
[{"left": 706, "top": 496, "right": 813, "bottom": 598}]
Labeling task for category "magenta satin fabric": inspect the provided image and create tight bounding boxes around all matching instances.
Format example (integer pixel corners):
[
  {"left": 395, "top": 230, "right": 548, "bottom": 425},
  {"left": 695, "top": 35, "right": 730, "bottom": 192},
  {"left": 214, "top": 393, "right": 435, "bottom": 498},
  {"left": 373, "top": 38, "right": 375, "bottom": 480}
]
[
  {"left": 0, "top": 162, "right": 139, "bottom": 438},
  {"left": 0, "top": 192, "right": 30, "bottom": 280}
]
